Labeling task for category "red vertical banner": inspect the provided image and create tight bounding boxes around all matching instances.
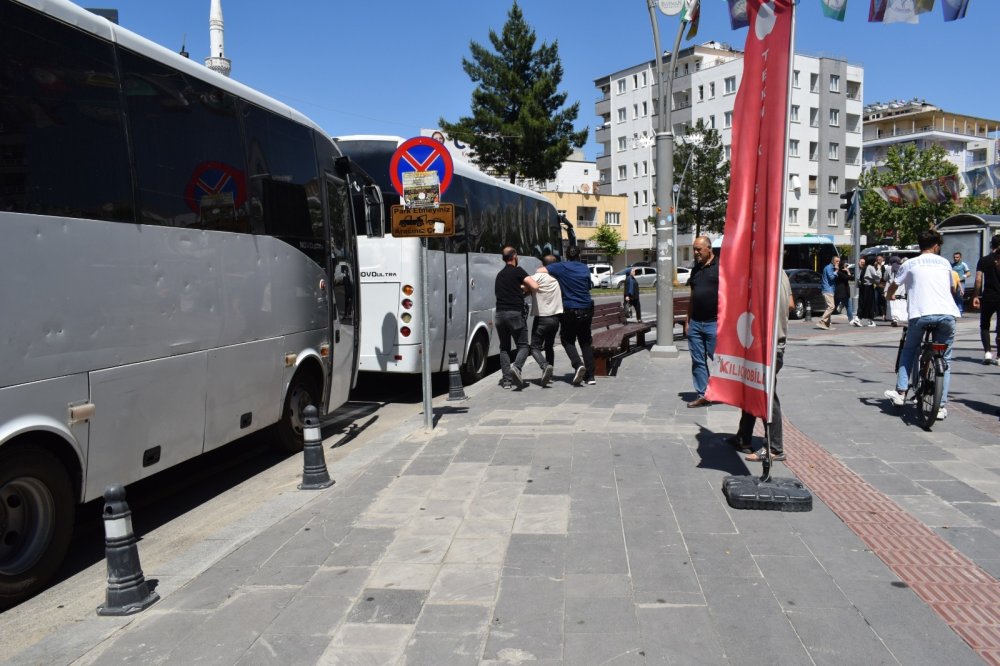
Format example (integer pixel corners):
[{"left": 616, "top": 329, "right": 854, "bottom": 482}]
[{"left": 704, "top": 0, "right": 794, "bottom": 419}]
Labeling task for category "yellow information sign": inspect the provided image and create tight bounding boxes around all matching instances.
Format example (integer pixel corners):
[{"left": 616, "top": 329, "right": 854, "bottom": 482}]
[{"left": 390, "top": 203, "right": 455, "bottom": 237}]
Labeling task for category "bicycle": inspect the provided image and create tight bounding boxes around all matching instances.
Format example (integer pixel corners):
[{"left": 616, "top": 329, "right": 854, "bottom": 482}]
[{"left": 892, "top": 323, "right": 946, "bottom": 429}]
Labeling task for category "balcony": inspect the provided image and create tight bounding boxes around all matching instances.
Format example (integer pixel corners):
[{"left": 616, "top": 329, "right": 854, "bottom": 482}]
[
  {"left": 595, "top": 97, "right": 610, "bottom": 117},
  {"left": 595, "top": 124, "right": 611, "bottom": 143}
]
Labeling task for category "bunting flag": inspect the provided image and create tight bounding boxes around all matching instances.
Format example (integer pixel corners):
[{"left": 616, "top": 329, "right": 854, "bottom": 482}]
[
  {"left": 884, "top": 0, "right": 920, "bottom": 23},
  {"left": 942, "top": 0, "right": 970, "bottom": 21},
  {"left": 941, "top": 173, "right": 962, "bottom": 200},
  {"left": 916, "top": 0, "right": 936, "bottom": 14},
  {"left": 869, "top": 0, "right": 888, "bottom": 21},
  {"left": 989, "top": 164, "right": 1000, "bottom": 192},
  {"left": 705, "top": 0, "right": 795, "bottom": 421},
  {"left": 881, "top": 184, "right": 904, "bottom": 205},
  {"left": 821, "top": 0, "right": 848, "bottom": 20},
  {"left": 918, "top": 177, "right": 947, "bottom": 203},
  {"left": 898, "top": 181, "right": 921, "bottom": 204},
  {"left": 963, "top": 167, "right": 992, "bottom": 197},
  {"left": 728, "top": 0, "right": 750, "bottom": 29},
  {"left": 684, "top": 1, "right": 701, "bottom": 39}
]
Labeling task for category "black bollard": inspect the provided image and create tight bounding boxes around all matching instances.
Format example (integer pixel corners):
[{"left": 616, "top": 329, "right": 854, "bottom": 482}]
[
  {"left": 96, "top": 485, "right": 159, "bottom": 616},
  {"left": 447, "top": 351, "right": 468, "bottom": 401},
  {"left": 805, "top": 299, "right": 812, "bottom": 322},
  {"left": 298, "top": 405, "right": 334, "bottom": 490}
]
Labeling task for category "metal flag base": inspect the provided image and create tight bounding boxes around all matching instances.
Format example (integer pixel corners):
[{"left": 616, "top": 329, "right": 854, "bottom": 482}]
[{"left": 722, "top": 423, "right": 812, "bottom": 512}]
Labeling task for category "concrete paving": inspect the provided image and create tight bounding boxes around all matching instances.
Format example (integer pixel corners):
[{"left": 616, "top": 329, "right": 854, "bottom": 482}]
[{"left": 3, "top": 314, "right": 998, "bottom": 665}]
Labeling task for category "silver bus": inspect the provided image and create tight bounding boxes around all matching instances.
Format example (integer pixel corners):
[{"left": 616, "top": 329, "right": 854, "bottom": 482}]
[
  {"left": 0, "top": 0, "right": 377, "bottom": 607},
  {"left": 333, "top": 135, "right": 563, "bottom": 383}
]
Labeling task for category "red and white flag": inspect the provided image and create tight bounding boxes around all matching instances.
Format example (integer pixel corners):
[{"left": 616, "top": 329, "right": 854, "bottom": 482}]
[{"left": 705, "top": 0, "right": 794, "bottom": 421}]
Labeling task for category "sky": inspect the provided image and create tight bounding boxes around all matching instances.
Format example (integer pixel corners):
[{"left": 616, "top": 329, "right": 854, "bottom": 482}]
[{"left": 103, "top": 0, "right": 1000, "bottom": 162}]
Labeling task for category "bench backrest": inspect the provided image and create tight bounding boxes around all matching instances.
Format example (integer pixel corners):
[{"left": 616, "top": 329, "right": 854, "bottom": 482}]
[{"left": 592, "top": 302, "right": 626, "bottom": 330}]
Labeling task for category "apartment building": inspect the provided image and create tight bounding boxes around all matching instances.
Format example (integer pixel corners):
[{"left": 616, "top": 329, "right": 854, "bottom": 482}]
[
  {"left": 594, "top": 41, "right": 864, "bottom": 263},
  {"left": 863, "top": 99, "right": 1000, "bottom": 179}
]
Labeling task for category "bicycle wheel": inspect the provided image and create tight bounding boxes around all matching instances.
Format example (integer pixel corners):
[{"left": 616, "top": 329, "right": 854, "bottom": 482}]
[{"left": 915, "top": 354, "right": 944, "bottom": 430}]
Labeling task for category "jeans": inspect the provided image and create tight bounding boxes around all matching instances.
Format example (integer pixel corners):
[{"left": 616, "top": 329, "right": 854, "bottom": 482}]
[
  {"left": 559, "top": 306, "right": 595, "bottom": 379},
  {"left": 496, "top": 310, "right": 529, "bottom": 381},
  {"left": 688, "top": 319, "right": 717, "bottom": 397},
  {"left": 530, "top": 315, "right": 559, "bottom": 370},
  {"left": 737, "top": 347, "right": 784, "bottom": 454},
  {"left": 895, "top": 314, "right": 956, "bottom": 406}
]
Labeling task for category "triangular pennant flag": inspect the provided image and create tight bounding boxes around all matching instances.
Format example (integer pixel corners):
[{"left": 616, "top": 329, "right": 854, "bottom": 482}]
[
  {"left": 940, "top": 174, "right": 962, "bottom": 201},
  {"left": 873, "top": 187, "right": 892, "bottom": 204},
  {"left": 963, "top": 167, "right": 991, "bottom": 197},
  {"left": 679, "top": 0, "right": 698, "bottom": 22},
  {"left": 821, "top": 0, "right": 848, "bottom": 20},
  {"left": 728, "top": 0, "right": 750, "bottom": 29},
  {"left": 917, "top": 178, "right": 942, "bottom": 203},
  {"left": 989, "top": 164, "right": 1000, "bottom": 192},
  {"left": 916, "top": 0, "right": 935, "bottom": 14},
  {"left": 941, "top": 0, "right": 970, "bottom": 21},
  {"left": 685, "top": 3, "right": 701, "bottom": 40},
  {"left": 884, "top": 0, "right": 920, "bottom": 24},
  {"left": 869, "top": 0, "right": 888, "bottom": 21},
  {"left": 882, "top": 184, "right": 903, "bottom": 205},
  {"left": 899, "top": 181, "right": 921, "bottom": 205}
]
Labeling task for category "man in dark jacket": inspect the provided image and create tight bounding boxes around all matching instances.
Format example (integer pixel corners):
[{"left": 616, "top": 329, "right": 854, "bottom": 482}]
[
  {"left": 494, "top": 246, "right": 538, "bottom": 389},
  {"left": 623, "top": 268, "right": 641, "bottom": 322},
  {"left": 538, "top": 245, "right": 596, "bottom": 385}
]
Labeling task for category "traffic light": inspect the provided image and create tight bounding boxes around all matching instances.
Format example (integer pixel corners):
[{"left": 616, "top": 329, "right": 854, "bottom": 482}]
[{"left": 839, "top": 189, "right": 855, "bottom": 210}]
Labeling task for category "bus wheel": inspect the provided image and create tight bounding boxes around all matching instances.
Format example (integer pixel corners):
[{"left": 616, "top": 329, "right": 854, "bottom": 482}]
[
  {"left": 0, "top": 445, "right": 75, "bottom": 610},
  {"left": 274, "top": 372, "right": 320, "bottom": 454},
  {"left": 462, "top": 331, "right": 489, "bottom": 384}
]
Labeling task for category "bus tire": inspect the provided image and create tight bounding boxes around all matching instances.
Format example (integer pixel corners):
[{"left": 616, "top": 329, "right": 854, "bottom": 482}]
[
  {"left": 462, "top": 331, "right": 489, "bottom": 385},
  {"left": 273, "top": 371, "right": 321, "bottom": 454},
  {"left": 0, "top": 445, "right": 75, "bottom": 610}
]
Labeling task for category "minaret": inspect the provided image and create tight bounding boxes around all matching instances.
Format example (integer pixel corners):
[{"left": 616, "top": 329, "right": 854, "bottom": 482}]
[{"left": 204, "top": 0, "right": 231, "bottom": 77}]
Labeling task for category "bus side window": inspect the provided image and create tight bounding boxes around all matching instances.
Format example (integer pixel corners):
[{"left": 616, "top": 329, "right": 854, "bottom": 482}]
[{"left": 1, "top": 3, "right": 133, "bottom": 221}]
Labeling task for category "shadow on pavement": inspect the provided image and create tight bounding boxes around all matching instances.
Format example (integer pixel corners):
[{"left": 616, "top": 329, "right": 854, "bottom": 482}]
[{"left": 695, "top": 425, "right": 752, "bottom": 477}]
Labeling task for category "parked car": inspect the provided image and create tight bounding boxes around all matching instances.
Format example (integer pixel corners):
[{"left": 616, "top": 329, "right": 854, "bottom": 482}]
[
  {"left": 587, "top": 263, "right": 612, "bottom": 288},
  {"left": 675, "top": 266, "right": 691, "bottom": 286},
  {"left": 601, "top": 266, "right": 658, "bottom": 289},
  {"left": 786, "top": 268, "right": 828, "bottom": 320}
]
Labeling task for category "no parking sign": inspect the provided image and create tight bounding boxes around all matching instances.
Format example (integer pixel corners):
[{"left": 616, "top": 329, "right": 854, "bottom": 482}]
[{"left": 389, "top": 137, "right": 453, "bottom": 207}]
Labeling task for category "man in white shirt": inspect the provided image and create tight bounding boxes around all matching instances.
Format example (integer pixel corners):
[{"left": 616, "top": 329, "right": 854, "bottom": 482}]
[
  {"left": 883, "top": 229, "right": 959, "bottom": 420},
  {"left": 528, "top": 254, "right": 564, "bottom": 387}
]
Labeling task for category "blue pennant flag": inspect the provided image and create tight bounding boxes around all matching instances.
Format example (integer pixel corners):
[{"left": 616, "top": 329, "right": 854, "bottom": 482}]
[
  {"left": 728, "top": 0, "right": 750, "bottom": 29},
  {"left": 821, "top": 0, "right": 848, "bottom": 21},
  {"left": 941, "top": 0, "right": 970, "bottom": 21}
]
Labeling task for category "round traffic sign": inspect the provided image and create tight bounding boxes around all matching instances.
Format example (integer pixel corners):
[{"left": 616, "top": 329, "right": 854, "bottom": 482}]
[
  {"left": 658, "top": 0, "right": 684, "bottom": 16},
  {"left": 389, "top": 136, "right": 454, "bottom": 198}
]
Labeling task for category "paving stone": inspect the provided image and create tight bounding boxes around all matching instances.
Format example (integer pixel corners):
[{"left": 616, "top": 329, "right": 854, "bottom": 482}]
[
  {"left": 564, "top": 596, "right": 639, "bottom": 634},
  {"left": 566, "top": 531, "right": 628, "bottom": 574},
  {"left": 323, "top": 528, "right": 396, "bottom": 567},
  {"left": 236, "top": 633, "right": 331, "bottom": 665},
  {"left": 300, "top": 567, "right": 371, "bottom": 598},
  {"left": 82, "top": 611, "right": 208, "bottom": 663},
  {"left": 413, "top": 603, "right": 492, "bottom": 634},
  {"left": 636, "top": 605, "right": 726, "bottom": 665},
  {"left": 427, "top": 563, "right": 501, "bottom": 603},
  {"left": 484, "top": 577, "right": 564, "bottom": 661},
  {"left": 503, "top": 533, "right": 566, "bottom": 578},
  {"left": 402, "top": 631, "right": 483, "bottom": 665},
  {"left": 346, "top": 589, "right": 428, "bottom": 625},
  {"left": 785, "top": 607, "right": 896, "bottom": 665},
  {"left": 563, "top": 632, "right": 645, "bottom": 665}
]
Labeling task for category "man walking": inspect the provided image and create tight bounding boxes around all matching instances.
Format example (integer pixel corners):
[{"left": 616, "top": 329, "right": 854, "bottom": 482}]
[
  {"left": 817, "top": 255, "right": 838, "bottom": 330},
  {"left": 539, "top": 245, "right": 596, "bottom": 385},
  {"left": 528, "top": 256, "right": 563, "bottom": 387},
  {"left": 624, "top": 268, "right": 641, "bottom": 322},
  {"left": 883, "top": 229, "right": 959, "bottom": 420},
  {"left": 495, "top": 246, "right": 537, "bottom": 390},
  {"left": 952, "top": 251, "right": 971, "bottom": 316},
  {"left": 687, "top": 236, "right": 719, "bottom": 407},
  {"left": 972, "top": 235, "right": 1000, "bottom": 365}
]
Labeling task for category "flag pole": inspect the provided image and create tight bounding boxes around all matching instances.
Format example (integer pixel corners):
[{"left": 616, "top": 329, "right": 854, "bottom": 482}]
[{"left": 767, "top": 0, "right": 796, "bottom": 426}]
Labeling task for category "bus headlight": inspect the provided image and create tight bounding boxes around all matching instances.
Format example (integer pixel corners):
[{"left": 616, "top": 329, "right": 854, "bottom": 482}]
[{"left": 400, "top": 313, "right": 412, "bottom": 323}]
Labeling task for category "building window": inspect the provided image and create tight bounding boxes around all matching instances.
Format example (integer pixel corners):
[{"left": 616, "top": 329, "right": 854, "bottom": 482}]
[
  {"left": 642, "top": 160, "right": 648, "bottom": 176},
  {"left": 617, "top": 107, "right": 627, "bottom": 123},
  {"left": 709, "top": 115, "right": 716, "bottom": 129},
  {"left": 828, "top": 142, "right": 839, "bottom": 160},
  {"left": 829, "top": 108, "right": 840, "bottom": 126},
  {"left": 633, "top": 192, "right": 639, "bottom": 205},
  {"left": 617, "top": 137, "right": 627, "bottom": 151},
  {"left": 617, "top": 79, "right": 626, "bottom": 94},
  {"left": 725, "top": 145, "right": 732, "bottom": 160},
  {"left": 808, "top": 209, "right": 817, "bottom": 227},
  {"left": 788, "top": 173, "right": 799, "bottom": 190},
  {"left": 633, "top": 104, "right": 639, "bottom": 119},
  {"left": 617, "top": 165, "right": 627, "bottom": 180},
  {"left": 829, "top": 74, "right": 840, "bottom": 93},
  {"left": 809, "top": 107, "right": 819, "bottom": 127},
  {"left": 788, "top": 208, "right": 799, "bottom": 225},
  {"left": 724, "top": 76, "right": 737, "bottom": 94},
  {"left": 810, "top": 73, "right": 819, "bottom": 92},
  {"left": 642, "top": 101, "right": 648, "bottom": 116},
  {"left": 792, "top": 70, "right": 800, "bottom": 88},
  {"left": 828, "top": 176, "right": 839, "bottom": 193},
  {"left": 633, "top": 74, "right": 639, "bottom": 89},
  {"left": 724, "top": 111, "right": 733, "bottom": 128},
  {"left": 642, "top": 190, "right": 648, "bottom": 205},
  {"left": 808, "top": 175, "right": 818, "bottom": 194},
  {"left": 641, "top": 71, "right": 647, "bottom": 86},
  {"left": 709, "top": 82, "right": 716, "bottom": 98},
  {"left": 634, "top": 219, "right": 640, "bottom": 234},
  {"left": 790, "top": 105, "right": 800, "bottom": 122},
  {"left": 809, "top": 142, "right": 818, "bottom": 161},
  {"left": 789, "top": 139, "right": 799, "bottom": 157},
  {"left": 633, "top": 162, "right": 639, "bottom": 177},
  {"left": 605, "top": 212, "right": 620, "bottom": 226},
  {"left": 698, "top": 85, "right": 704, "bottom": 102},
  {"left": 827, "top": 209, "right": 839, "bottom": 227}
]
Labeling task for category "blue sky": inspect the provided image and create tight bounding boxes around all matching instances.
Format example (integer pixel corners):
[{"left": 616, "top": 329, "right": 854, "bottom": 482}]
[{"left": 106, "top": 0, "right": 999, "bottom": 161}]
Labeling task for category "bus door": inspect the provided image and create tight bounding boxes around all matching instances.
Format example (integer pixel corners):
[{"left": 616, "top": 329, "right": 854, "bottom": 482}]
[
  {"left": 442, "top": 207, "right": 469, "bottom": 371},
  {"left": 324, "top": 173, "right": 358, "bottom": 409}
]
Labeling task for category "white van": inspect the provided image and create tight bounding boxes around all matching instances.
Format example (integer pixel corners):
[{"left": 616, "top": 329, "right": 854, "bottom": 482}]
[{"left": 587, "top": 263, "right": 612, "bottom": 287}]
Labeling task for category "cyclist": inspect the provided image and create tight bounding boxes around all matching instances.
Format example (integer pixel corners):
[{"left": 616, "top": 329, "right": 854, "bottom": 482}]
[{"left": 883, "top": 229, "right": 959, "bottom": 420}]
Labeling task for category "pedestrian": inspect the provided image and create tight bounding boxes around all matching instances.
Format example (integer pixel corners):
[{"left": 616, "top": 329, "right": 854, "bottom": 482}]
[
  {"left": 887, "top": 256, "right": 907, "bottom": 326},
  {"left": 816, "top": 255, "right": 838, "bottom": 329},
  {"left": 971, "top": 235, "right": 1000, "bottom": 365},
  {"left": 623, "top": 268, "right": 641, "bottom": 322},
  {"left": 952, "top": 251, "right": 971, "bottom": 316},
  {"left": 527, "top": 255, "right": 562, "bottom": 387},
  {"left": 883, "top": 229, "right": 959, "bottom": 420},
  {"left": 728, "top": 271, "right": 794, "bottom": 462},
  {"left": 532, "top": 254, "right": 561, "bottom": 369},
  {"left": 538, "top": 244, "right": 596, "bottom": 385},
  {"left": 834, "top": 258, "right": 858, "bottom": 326},
  {"left": 687, "top": 236, "right": 719, "bottom": 407},
  {"left": 872, "top": 254, "right": 889, "bottom": 321},
  {"left": 857, "top": 256, "right": 877, "bottom": 327},
  {"left": 494, "top": 246, "right": 538, "bottom": 390}
]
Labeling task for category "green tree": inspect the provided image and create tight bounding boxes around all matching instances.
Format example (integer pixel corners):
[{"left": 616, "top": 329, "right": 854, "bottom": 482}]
[
  {"left": 438, "top": 2, "right": 587, "bottom": 184},
  {"left": 960, "top": 194, "right": 1000, "bottom": 216},
  {"left": 858, "top": 144, "right": 957, "bottom": 246},
  {"left": 673, "top": 119, "right": 730, "bottom": 236},
  {"left": 592, "top": 224, "right": 623, "bottom": 262}
]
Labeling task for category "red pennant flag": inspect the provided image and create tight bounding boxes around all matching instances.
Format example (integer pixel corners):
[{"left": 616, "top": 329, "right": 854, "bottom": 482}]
[
  {"left": 705, "top": 0, "right": 795, "bottom": 421},
  {"left": 869, "top": 0, "right": 888, "bottom": 21}
]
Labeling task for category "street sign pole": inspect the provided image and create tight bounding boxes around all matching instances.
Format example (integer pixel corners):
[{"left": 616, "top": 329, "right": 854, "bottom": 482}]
[{"left": 421, "top": 238, "right": 433, "bottom": 432}]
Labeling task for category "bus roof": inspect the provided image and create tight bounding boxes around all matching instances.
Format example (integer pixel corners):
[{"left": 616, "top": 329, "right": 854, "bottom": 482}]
[
  {"left": 21, "top": 0, "right": 325, "bottom": 136},
  {"left": 711, "top": 234, "right": 835, "bottom": 248}
]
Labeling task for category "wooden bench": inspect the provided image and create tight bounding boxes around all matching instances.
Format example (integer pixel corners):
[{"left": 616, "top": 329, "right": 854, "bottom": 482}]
[
  {"left": 590, "top": 302, "right": 653, "bottom": 376},
  {"left": 673, "top": 293, "right": 690, "bottom": 338}
]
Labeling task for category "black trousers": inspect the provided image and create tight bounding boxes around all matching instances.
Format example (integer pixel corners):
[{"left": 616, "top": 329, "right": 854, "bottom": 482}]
[
  {"left": 981, "top": 299, "right": 1000, "bottom": 352},
  {"left": 559, "top": 306, "right": 595, "bottom": 379},
  {"left": 736, "top": 347, "right": 784, "bottom": 455}
]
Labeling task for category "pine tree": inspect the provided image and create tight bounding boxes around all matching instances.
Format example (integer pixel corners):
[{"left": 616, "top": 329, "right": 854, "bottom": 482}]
[
  {"left": 438, "top": 2, "right": 587, "bottom": 184},
  {"left": 673, "top": 120, "right": 730, "bottom": 236}
]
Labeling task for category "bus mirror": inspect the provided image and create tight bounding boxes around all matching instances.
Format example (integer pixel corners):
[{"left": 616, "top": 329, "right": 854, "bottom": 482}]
[{"left": 365, "top": 184, "right": 385, "bottom": 237}]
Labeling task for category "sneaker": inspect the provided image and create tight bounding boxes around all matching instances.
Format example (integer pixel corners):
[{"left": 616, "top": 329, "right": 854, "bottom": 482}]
[
  {"left": 510, "top": 365, "right": 526, "bottom": 389},
  {"left": 499, "top": 379, "right": 512, "bottom": 390},
  {"left": 816, "top": 321, "right": 830, "bottom": 330},
  {"left": 850, "top": 318, "right": 862, "bottom": 327},
  {"left": 867, "top": 321, "right": 877, "bottom": 327},
  {"left": 585, "top": 378, "right": 597, "bottom": 385},
  {"left": 572, "top": 365, "right": 586, "bottom": 386},
  {"left": 884, "top": 389, "right": 906, "bottom": 406},
  {"left": 937, "top": 407, "right": 948, "bottom": 420},
  {"left": 986, "top": 351, "right": 994, "bottom": 365},
  {"left": 541, "top": 365, "right": 553, "bottom": 388}
]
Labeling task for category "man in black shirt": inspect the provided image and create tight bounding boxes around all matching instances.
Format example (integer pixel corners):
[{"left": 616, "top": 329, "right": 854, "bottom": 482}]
[
  {"left": 687, "top": 236, "right": 719, "bottom": 407},
  {"left": 972, "top": 235, "right": 1000, "bottom": 365},
  {"left": 495, "top": 246, "right": 538, "bottom": 388}
]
